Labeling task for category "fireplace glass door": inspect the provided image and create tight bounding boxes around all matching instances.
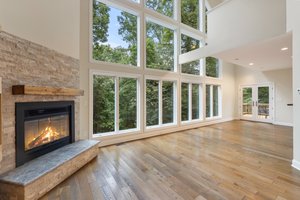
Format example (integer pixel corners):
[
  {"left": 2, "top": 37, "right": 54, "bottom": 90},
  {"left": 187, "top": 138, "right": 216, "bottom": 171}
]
[{"left": 24, "top": 114, "right": 70, "bottom": 151}]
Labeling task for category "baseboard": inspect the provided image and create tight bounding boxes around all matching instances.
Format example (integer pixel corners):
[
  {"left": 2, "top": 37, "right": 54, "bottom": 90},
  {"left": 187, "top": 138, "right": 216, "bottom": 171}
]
[
  {"left": 96, "top": 117, "right": 235, "bottom": 147},
  {"left": 273, "top": 121, "right": 293, "bottom": 127},
  {"left": 292, "top": 159, "right": 300, "bottom": 171}
]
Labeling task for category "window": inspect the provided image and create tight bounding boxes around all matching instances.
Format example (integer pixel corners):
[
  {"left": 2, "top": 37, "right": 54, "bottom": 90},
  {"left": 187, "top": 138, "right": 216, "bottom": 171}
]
[
  {"left": 206, "top": 57, "right": 220, "bottom": 78},
  {"left": 181, "top": 34, "right": 200, "bottom": 54},
  {"left": 181, "top": 59, "right": 203, "bottom": 75},
  {"left": 181, "top": 83, "right": 202, "bottom": 122},
  {"left": 92, "top": 1, "right": 138, "bottom": 66},
  {"left": 146, "top": 0, "right": 174, "bottom": 18},
  {"left": 146, "top": 20, "right": 175, "bottom": 71},
  {"left": 181, "top": 0, "right": 201, "bottom": 30},
  {"left": 206, "top": 85, "right": 220, "bottom": 118},
  {"left": 146, "top": 79, "right": 176, "bottom": 127},
  {"left": 93, "top": 74, "right": 139, "bottom": 135}
]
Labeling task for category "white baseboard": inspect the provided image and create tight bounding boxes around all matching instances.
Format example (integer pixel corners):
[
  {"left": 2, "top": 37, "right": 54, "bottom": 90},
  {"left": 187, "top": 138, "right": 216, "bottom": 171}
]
[
  {"left": 96, "top": 117, "right": 235, "bottom": 147},
  {"left": 273, "top": 121, "right": 293, "bottom": 127},
  {"left": 292, "top": 159, "right": 300, "bottom": 171}
]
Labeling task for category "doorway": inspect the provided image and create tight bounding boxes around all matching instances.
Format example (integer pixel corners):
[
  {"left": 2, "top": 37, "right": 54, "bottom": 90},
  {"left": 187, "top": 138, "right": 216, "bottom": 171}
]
[{"left": 240, "top": 84, "right": 273, "bottom": 123}]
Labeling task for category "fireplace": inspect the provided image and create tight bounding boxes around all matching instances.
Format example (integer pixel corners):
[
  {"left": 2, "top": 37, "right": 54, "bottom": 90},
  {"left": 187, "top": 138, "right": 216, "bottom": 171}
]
[{"left": 15, "top": 101, "right": 75, "bottom": 167}]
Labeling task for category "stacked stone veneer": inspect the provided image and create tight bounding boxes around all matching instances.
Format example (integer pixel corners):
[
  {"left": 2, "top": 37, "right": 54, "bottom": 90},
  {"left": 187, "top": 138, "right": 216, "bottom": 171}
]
[{"left": 0, "top": 31, "right": 80, "bottom": 174}]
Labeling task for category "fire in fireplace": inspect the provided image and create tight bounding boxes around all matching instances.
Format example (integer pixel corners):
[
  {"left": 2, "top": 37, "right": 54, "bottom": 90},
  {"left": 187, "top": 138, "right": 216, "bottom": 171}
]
[{"left": 16, "top": 101, "right": 75, "bottom": 166}]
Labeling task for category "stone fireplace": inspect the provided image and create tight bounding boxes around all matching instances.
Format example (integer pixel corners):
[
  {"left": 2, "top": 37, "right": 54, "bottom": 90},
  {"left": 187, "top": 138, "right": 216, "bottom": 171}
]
[
  {"left": 15, "top": 101, "right": 75, "bottom": 166},
  {"left": 0, "top": 31, "right": 80, "bottom": 174}
]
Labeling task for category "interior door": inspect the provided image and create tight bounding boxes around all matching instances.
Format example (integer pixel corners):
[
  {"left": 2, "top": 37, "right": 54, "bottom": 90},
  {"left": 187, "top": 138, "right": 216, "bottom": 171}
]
[{"left": 240, "top": 84, "right": 273, "bottom": 123}]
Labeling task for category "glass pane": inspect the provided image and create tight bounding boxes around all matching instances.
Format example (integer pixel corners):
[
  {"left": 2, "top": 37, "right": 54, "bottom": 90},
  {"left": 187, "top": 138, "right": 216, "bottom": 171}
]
[
  {"left": 25, "top": 115, "right": 69, "bottom": 151},
  {"left": 242, "top": 88, "right": 252, "bottom": 117},
  {"left": 181, "top": 34, "right": 200, "bottom": 54},
  {"left": 182, "top": 60, "right": 201, "bottom": 75},
  {"left": 146, "top": 80, "right": 159, "bottom": 126},
  {"left": 206, "top": 85, "right": 211, "bottom": 117},
  {"left": 162, "top": 81, "right": 174, "bottom": 124},
  {"left": 146, "top": 0, "right": 174, "bottom": 18},
  {"left": 93, "top": 2, "right": 138, "bottom": 66},
  {"left": 181, "top": 0, "right": 200, "bottom": 30},
  {"left": 206, "top": 57, "right": 219, "bottom": 78},
  {"left": 192, "top": 84, "right": 200, "bottom": 120},
  {"left": 146, "top": 21, "right": 174, "bottom": 71},
  {"left": 258, "top": 87, "right": 270, "bottom": 119},
  {"left": 119, "top": 78, "right": 137, "bottom": 130},
  {"left": 213, "top": 85, "right": 219, "bottom": 117},
  {"left": 181, "top": 83, "right": 189, "bottom": 121},
  {"left": 93, "top": 75, "right": 115, "bottom": 134}
]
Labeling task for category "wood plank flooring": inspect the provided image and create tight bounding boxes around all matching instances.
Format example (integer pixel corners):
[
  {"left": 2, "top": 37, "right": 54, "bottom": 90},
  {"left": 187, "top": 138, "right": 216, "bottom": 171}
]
[{"left": 40, "top": 120, "right": 300, "bottom": 200}]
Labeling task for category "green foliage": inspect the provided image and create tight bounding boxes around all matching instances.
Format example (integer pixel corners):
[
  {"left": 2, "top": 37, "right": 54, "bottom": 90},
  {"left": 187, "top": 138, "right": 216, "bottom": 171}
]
[
  {"left": 181, "top": 0, "right": 199, "bottom": 29},
  {"left": 206, "top": 57, "right": 219, "bottom": 77},
  {"left": 93, "top": 76, "right": 115, "bottom": 133},
  {"left": 181, "top": 83, "right": 189, "bottom": 121},
  {"left": 162, "top": 82, "right": 174, "bottom": 124},
  {"left": 93, "top": 1, "right": 110, "bottom": 43},
  {"left": 192, "top": 84, "right": 200, "bottom": 119},
  {"left": 119, "top": 78, "right": 137, "bottom": 130},
  {"left": 146, "top": 80, "right": 159, "bottom": 126},
  {"left": 146, "top": 0, "right": 174, "bottom": 17}
]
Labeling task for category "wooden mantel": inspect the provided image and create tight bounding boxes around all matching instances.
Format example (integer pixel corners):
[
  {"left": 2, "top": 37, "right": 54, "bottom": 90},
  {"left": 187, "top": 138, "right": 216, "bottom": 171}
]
[{"left": 12, "top": 85, "right": 84, "bottom": 96}]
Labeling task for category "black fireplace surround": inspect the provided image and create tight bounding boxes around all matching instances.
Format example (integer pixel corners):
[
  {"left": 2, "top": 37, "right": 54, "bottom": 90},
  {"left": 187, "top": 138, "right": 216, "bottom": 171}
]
[{"left": 15, "top": 101, "right": 75, "bottom": 167}]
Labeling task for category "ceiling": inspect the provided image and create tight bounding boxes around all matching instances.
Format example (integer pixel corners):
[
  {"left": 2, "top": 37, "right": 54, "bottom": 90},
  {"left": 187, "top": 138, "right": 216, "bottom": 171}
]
[
  {"left": 206, "top": 0, "right": 226, "bottom": 10},
  {"left": 214, "top": 32, "right": 293, "bottom": 71}
]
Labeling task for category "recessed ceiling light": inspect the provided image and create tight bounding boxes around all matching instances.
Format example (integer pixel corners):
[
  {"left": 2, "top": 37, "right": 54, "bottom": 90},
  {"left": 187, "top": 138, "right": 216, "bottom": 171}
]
[
  {"left": 249, "top": 63, "right": 254, "bottom": 66},
  {"left": 281, "top": 47, "right": 288, "bottom": 51}
]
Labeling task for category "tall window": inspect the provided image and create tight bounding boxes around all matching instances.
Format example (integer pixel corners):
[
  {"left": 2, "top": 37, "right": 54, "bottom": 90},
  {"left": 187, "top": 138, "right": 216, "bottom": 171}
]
[
  {"left": 181, "top": 83, "right": 202, "bottom": 122},
  {"left": 206, "top": 85, "right": 221, "bottom": 118},
  {"left": 93, "top": 1, "right": 138, "bottom": 66},
  {"left": 146, "top": 79, "right": 176, "bottom": 127},
  {"left": 93, "top": 74, "right": 139, "bottom": 135},
  {"left": 90, "top": 0, "right": 222, "bottom": 137}
]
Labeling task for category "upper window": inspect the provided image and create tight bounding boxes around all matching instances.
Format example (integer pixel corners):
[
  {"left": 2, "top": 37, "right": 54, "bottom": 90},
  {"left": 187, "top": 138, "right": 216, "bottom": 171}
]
[
  {"left": 93, "top": 1, "right": 138, "bottom": 66},
  {"left": 206, "top": 57, "right": 220, "bottom": 78},
  {"left": 181, "top": 0, "right": 200, "bottom": 30},
  {"left": 181, "top": 59, "right": 202, "bottom": 75},
  {"left": 181, "top": 34, "right": 200, "bottom": 54},
  {"left": 146, "top": 0, "right": 174, "bottom": 18},
  {"left": 146, "top": 20, "right": 175, "bottom": 71}
]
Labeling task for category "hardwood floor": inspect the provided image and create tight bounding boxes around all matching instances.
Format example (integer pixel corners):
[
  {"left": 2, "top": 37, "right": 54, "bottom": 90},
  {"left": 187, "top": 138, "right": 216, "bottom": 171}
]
[{"left": 40, "top": 120, "right": 300, "bottom": 200}]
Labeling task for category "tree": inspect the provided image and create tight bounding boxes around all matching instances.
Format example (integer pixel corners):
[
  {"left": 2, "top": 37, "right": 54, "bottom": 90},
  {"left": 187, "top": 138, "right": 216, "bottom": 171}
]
[{"left": 93, "top": 1, "right": 110, "bottom": 43}]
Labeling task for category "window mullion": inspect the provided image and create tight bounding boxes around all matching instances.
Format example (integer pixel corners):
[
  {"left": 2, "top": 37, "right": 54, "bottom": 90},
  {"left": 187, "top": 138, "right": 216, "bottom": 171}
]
[{"left": 115, "top": 77, "right": 120, "bottom": 132}]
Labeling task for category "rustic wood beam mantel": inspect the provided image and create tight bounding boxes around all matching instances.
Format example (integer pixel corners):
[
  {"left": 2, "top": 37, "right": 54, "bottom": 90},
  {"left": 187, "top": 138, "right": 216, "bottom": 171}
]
[{"left": 12, "top": 85, "right": 84, "bottom": 96}]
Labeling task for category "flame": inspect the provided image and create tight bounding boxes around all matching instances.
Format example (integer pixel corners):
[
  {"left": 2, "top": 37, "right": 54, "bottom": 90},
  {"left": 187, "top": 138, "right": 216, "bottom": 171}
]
[{"left": 27, "top": 119, "right": 61, "bottom": 149}]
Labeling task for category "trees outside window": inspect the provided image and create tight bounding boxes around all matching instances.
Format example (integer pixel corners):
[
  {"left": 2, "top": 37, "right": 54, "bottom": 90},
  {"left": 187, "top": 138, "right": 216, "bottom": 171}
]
[
  {"left": 181, "top": 83, "right": 202, "bottom": 122},
  {"left": 206, "top": 85, "right": 221, "bottom": 118},
  {"left": 146, "top": 79, "right": 176, "bottom": 127},
  {"left": 206, "top": 57, "right": 220, "bottom": 78},
  {"left": 146, "top": 20, "right": 175, "bottom": 71},
  {"left": 93, "top": 1, "right": 138, "bottom": 66},
  {"left": 93, "top": 74, "right": 139, "bottom": 135},
  {"left": 146, "top": 0, "right": 174, "bottom": 18}
]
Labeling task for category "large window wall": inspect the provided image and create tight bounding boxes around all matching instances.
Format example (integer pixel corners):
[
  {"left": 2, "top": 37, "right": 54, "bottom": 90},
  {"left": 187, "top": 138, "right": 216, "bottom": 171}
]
[{"left": 91, "top": 0, "right": 221, "bottom": 137}]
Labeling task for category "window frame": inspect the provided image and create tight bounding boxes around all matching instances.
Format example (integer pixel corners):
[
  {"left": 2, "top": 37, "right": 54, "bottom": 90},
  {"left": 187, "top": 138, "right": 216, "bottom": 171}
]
[
  {"left": 205, "top": 84, "right": 222, "bottom": 120},
  {"left": 144, "top": 76, "right": 178, "bottom": 130},
  {"left": 180, "top": 80, "right": 203, "bottom": 125},
  {"left": 90, "top": 69, "right": 142, "bottom": 137}
]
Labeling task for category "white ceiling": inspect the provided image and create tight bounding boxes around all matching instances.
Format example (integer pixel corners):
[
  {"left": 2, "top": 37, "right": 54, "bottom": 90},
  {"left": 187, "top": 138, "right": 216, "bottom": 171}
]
[{"left": 214, "top": 32, "right": 293, "bottom": 71}]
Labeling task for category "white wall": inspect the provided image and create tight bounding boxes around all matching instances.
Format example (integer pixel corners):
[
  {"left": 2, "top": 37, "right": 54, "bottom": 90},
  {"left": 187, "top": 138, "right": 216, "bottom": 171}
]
[
  {"left": 0, "top": 0, "right": 80, "bottom": 59},
  {"left": 235, "top": 67, "right": 293, "bottom": 126},
  {"left": 287, "top": 0, "right": 300, "bottom": 169}
]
